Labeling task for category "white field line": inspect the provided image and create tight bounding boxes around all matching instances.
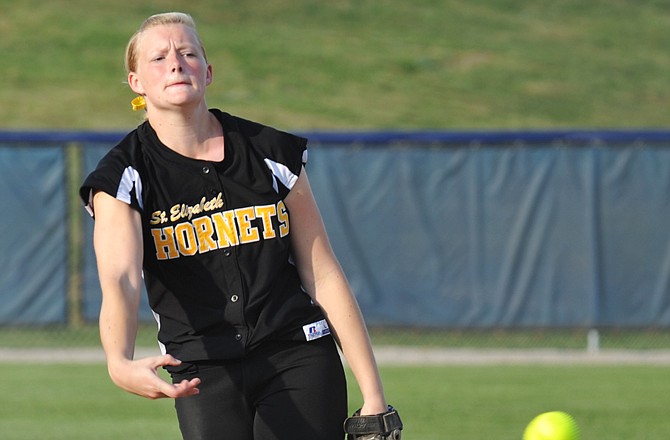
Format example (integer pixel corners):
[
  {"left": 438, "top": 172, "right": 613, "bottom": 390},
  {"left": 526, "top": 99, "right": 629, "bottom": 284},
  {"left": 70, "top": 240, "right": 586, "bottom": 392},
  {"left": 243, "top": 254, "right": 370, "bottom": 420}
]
[
  {"left": 2, "top": 346, "right": 670, "bottom": 365},
  {"left": 369, "top": 346, "right": 670, "bottom": 366}
]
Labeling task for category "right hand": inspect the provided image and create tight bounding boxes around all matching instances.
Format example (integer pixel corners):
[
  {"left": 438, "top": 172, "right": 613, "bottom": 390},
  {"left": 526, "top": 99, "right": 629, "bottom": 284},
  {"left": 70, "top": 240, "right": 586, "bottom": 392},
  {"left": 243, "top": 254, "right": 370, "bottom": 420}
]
[{"left": 107, "top": 354, "right": 201, "bottom": 399}]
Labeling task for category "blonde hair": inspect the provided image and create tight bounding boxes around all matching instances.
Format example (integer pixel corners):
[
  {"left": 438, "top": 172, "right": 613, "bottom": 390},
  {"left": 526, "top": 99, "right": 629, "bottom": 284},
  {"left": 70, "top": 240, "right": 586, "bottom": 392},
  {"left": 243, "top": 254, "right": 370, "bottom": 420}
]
[{"left": 125, "top": 12, "right": 208, "bottom": 73}]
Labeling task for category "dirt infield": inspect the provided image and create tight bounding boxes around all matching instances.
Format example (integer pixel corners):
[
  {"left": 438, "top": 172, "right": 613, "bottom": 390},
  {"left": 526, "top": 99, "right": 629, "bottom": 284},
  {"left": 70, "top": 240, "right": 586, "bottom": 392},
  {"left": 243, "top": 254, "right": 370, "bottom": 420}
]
[{"left": 2, "top": 346, "right": 670, "bottom": 365}]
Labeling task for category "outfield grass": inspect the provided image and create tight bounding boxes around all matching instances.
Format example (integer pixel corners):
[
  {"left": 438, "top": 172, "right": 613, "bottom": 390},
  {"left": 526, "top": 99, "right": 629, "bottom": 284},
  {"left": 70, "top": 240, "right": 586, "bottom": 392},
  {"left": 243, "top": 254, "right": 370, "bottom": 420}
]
[
  {"left": 380, "top": 365, "right": 670, "bottom": 439},
  {"left": 1, "top": 0, "right": 669, "bottom": 130},
  {"left": 1, "top": 363, "right": 669, "bottom": 439}
]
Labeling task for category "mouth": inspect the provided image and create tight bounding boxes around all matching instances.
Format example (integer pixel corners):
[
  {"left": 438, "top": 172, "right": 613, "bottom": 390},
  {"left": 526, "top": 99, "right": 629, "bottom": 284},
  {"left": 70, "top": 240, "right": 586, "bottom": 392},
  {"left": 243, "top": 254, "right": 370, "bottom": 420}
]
[{"left": 167, "top": 80, "right": 192, "bottom": 88}]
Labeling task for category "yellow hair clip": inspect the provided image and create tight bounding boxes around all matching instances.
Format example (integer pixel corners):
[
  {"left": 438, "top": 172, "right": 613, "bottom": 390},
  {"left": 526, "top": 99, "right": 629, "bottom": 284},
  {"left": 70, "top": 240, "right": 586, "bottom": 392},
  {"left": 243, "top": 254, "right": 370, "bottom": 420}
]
[{"left": 131, "top": 95, "right": 146, "bottom": 111}]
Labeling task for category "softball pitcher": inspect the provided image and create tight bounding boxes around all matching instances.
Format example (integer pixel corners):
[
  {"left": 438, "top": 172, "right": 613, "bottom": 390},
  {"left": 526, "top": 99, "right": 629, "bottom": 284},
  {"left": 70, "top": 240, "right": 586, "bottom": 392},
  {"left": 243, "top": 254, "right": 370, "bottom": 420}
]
[{"left": 81, "top": 12, "right": 401, "bottom": 440}]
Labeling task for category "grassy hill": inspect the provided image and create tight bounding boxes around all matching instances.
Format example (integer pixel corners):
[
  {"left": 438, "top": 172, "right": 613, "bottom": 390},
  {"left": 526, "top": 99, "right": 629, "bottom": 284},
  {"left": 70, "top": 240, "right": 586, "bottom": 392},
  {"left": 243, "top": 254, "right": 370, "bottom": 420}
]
[{"left": 1, "top": 0, "right": 668, "bottom": 130}]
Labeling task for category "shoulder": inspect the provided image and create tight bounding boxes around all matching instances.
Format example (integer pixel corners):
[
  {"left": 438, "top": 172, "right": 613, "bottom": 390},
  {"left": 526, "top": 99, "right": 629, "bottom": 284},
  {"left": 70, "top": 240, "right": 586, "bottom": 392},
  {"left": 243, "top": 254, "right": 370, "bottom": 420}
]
[
  {"left": 213, "top": 109, "right": 307, "bottom": 153},
  {"left": 213, "top": 109, "right": 308, "bottom": 178},
  {"left": 97, "top": 128, "right": 145, "bottom": 170},
  {"left": 79, "top": 127, "right": 147, "bottom": 214}
]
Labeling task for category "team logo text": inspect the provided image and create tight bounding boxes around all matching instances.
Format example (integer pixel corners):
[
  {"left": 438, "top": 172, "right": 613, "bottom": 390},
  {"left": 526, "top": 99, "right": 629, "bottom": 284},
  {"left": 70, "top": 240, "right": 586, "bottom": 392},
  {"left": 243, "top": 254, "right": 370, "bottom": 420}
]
[{"left": 149, "top": 197, "right": 289, "bottom": 260}]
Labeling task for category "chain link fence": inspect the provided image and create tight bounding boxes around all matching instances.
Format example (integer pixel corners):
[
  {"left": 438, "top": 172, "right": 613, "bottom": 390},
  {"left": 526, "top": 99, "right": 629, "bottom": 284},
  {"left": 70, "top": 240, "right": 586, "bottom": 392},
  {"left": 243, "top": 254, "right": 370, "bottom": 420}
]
[{"left": 3, "top": 130, "right": 670, "bottom": 354}]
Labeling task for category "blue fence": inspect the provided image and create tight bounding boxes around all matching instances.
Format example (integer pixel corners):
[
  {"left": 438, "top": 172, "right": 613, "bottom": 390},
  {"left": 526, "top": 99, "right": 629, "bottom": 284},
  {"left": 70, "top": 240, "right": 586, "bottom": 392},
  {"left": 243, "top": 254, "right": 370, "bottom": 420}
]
[{"left": 2, "top": 129, "right": 670, "bottom": 328}]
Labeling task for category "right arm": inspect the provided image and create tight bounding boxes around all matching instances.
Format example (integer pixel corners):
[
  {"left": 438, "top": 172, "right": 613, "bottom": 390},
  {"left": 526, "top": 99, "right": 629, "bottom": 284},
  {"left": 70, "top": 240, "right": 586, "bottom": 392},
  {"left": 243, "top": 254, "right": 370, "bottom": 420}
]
[{"left": 92, "top": 190, "right": 200, "bottom": 399}]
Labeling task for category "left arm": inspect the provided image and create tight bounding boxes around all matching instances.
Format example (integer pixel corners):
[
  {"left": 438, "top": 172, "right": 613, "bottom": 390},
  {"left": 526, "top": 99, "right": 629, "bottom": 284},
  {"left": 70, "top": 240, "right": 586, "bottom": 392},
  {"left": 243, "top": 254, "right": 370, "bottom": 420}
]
[{"left": 285, "top": 167, "right": 387, "bottom": 415}]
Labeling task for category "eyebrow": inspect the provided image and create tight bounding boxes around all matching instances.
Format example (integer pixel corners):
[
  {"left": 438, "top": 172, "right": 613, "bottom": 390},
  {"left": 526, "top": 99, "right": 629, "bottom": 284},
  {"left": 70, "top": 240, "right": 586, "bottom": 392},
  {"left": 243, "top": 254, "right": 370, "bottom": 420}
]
[{"left": 146, "top": 42, "right": 201, "bottom": 56}]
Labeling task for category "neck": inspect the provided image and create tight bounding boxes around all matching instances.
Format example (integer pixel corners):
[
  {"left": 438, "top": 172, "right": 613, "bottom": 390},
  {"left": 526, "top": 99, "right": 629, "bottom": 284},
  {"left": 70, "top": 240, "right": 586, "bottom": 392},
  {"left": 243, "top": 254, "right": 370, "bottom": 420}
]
[{"left": 148, "top": 105, "right": 224, "bottom": 161}]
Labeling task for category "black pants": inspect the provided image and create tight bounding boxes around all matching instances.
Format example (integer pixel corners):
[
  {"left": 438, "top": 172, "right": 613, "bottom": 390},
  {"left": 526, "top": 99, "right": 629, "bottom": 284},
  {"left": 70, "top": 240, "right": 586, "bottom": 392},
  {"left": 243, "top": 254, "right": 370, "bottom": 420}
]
[{"left": 169, "top": 336, "right": 348, "bottom": 440}]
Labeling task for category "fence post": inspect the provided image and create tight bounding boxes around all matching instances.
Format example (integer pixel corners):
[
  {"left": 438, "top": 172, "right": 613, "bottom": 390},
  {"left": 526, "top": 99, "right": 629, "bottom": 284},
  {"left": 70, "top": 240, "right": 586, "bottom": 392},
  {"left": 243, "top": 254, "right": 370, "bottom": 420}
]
[{"left": 66, "top": 142, "right": 85, "bottom": 328}]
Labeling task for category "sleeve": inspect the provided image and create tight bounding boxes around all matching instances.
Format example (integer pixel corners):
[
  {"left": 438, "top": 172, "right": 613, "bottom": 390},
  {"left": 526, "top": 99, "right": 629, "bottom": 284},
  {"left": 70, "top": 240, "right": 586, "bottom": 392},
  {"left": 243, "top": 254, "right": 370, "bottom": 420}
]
[
  {"left": 233, "top": 114, "right": 308, "bottom": 194},
  {"left": 263, "top": 131, "right": 307, "bottom": 195},
  {"left": 79, "top": 135, "right": 145, "bottom": 218}
]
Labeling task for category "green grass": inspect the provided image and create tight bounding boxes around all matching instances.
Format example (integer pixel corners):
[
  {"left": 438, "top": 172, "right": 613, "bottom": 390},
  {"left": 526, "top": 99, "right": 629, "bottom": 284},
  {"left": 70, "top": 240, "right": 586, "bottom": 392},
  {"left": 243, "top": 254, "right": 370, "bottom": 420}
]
[
  {"left": 378, "top": 365, "right": 670, "bottom": 439},
  {"left": 1, "top": 363, "right": 669, "bottom": 439},
  {"left": 1, "top": 0, "right": 669, "bottom": 130},
  {"left": 0, "top": 364, "right": 181, "bottom": 440}
]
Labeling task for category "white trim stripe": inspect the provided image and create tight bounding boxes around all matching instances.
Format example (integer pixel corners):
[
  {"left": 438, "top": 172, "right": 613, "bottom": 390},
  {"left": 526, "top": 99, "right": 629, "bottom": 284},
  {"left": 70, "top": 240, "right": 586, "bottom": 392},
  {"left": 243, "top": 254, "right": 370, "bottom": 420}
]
[
  {"left": 84, "top": 189, "right": 95, "bottom": 217},
  {"left": 152, "top": 310, "right": 167, "bottom": 355},
  {"left": 117, "top": 166, "right": 144, "bottom": 210},
  {"left": 264, "top": 159, "right": 299, "bottom": 192}
]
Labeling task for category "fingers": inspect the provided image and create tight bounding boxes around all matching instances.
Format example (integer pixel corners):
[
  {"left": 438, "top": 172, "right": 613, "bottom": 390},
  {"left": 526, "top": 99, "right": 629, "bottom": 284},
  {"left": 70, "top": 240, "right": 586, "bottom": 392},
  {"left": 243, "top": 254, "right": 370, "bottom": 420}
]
[
  {"left": 152, "top": 354, "right": 182, "bottom": 367},
  {"left": 153, "top": 377, "right": 201, "bottom": 399},
  {"left": 174, "top": 378, "right": 202, "bottom": 397},
  {"left": 112, "top": 355, "right": 201, "bottom": 400},
  {"left": 148, "top": 356, "right": 201, "bottom": 399}
]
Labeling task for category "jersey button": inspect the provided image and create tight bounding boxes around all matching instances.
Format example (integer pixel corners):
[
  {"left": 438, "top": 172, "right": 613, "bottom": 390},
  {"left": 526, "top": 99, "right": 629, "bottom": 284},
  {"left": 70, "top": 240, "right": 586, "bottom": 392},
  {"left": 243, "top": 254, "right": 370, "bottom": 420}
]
[
  {"left": 202, "top": 166, "right": 210, "bottom": 174},
  {"left": 235, "top": 333, "right": 242, "bottom": 341},
  {"left": 223, "top": 248, "right": 231, "bottom": 257},
  {"left": 231, "top": 295, "right": 239, "bottom": 303}
]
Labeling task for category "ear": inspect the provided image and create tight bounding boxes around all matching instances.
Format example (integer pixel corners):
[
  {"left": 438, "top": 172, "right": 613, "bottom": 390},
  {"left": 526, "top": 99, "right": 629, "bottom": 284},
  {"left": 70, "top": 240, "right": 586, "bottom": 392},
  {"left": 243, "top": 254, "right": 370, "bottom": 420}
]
[
  {"left": 128, "top": 71, "right": 145, "bottom": 95},
  {"left": 205, "top": 64, "right": 213, "bottom": 86}
]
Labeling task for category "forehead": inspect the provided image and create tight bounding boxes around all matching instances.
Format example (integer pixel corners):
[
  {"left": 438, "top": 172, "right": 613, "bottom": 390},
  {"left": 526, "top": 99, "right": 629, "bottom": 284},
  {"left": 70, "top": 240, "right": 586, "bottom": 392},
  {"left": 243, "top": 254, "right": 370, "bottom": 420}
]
[{"left": 137, "top": 24, "right": 200, "bottom": 52}]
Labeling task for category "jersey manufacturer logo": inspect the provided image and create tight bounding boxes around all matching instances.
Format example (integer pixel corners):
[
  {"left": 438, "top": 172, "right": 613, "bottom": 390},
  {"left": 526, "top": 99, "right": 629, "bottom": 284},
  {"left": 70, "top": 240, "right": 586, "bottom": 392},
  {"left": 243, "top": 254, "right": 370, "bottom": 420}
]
[
  {"left": 149, "top": 196, "right": 289, "bottom": 260},
  {"left": 302, "top": 319, "right": 331, "bottom": 341}
]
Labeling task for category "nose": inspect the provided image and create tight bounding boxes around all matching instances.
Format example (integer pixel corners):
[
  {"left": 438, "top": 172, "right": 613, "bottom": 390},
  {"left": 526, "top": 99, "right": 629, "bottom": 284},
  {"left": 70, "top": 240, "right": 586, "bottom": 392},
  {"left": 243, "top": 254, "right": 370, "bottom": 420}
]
[{"left": 168, "top": 52, "right": 183, "bottom": 72}]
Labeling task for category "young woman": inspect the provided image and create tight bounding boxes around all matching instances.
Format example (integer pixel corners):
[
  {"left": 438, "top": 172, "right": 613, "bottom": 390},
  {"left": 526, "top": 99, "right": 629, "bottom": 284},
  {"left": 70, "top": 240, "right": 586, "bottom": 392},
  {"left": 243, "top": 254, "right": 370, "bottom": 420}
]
[{"left": 81, "top": 12, "right": 394, "bottom": 439}]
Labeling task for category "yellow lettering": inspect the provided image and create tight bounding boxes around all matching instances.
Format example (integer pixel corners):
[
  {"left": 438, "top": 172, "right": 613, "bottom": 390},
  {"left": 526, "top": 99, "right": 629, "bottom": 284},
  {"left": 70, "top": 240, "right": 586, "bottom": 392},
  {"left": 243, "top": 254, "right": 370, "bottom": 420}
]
[
  {"left": 203, "top": 194, "right": 224, "bottom": 211},
  {"left": 153, "top": 198, "right": 290, "bottom": 260},
  {"left": 235, "top": 207, "right": 260, "bottom": 244},
  {"left": 150, "top": 211, "right": 163, "bottom": 225},
  {"left": 211, "top": 211, "right": 239, "bottom": 248},
  {"left": 277, "top": 200, "right": 289, "bottom": 237},
  {"left": 255, "top": 204, "right": 277, "bottom": 239},
  {"left": 151, "top": 227, "right": 179, "bottom": 260},
  {"left": 190, "top": 202, "right": 202, "bottom": 218},
  {"left": 170, "top": 205, "right": 182, "bottom": 222},
  {"left": 192, "top": 216, "right": 217, "bottom": 253},
  {"left": 174, "top": 223, "right": 197, "bottom": 256}
]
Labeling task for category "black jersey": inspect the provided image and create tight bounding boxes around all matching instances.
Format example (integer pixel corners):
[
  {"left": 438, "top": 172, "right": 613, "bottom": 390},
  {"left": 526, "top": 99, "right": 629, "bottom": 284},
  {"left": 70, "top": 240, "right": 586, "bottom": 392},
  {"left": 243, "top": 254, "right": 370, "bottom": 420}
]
[{"left": 80, "top": 109, "right": 329, "bottom": 361}]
